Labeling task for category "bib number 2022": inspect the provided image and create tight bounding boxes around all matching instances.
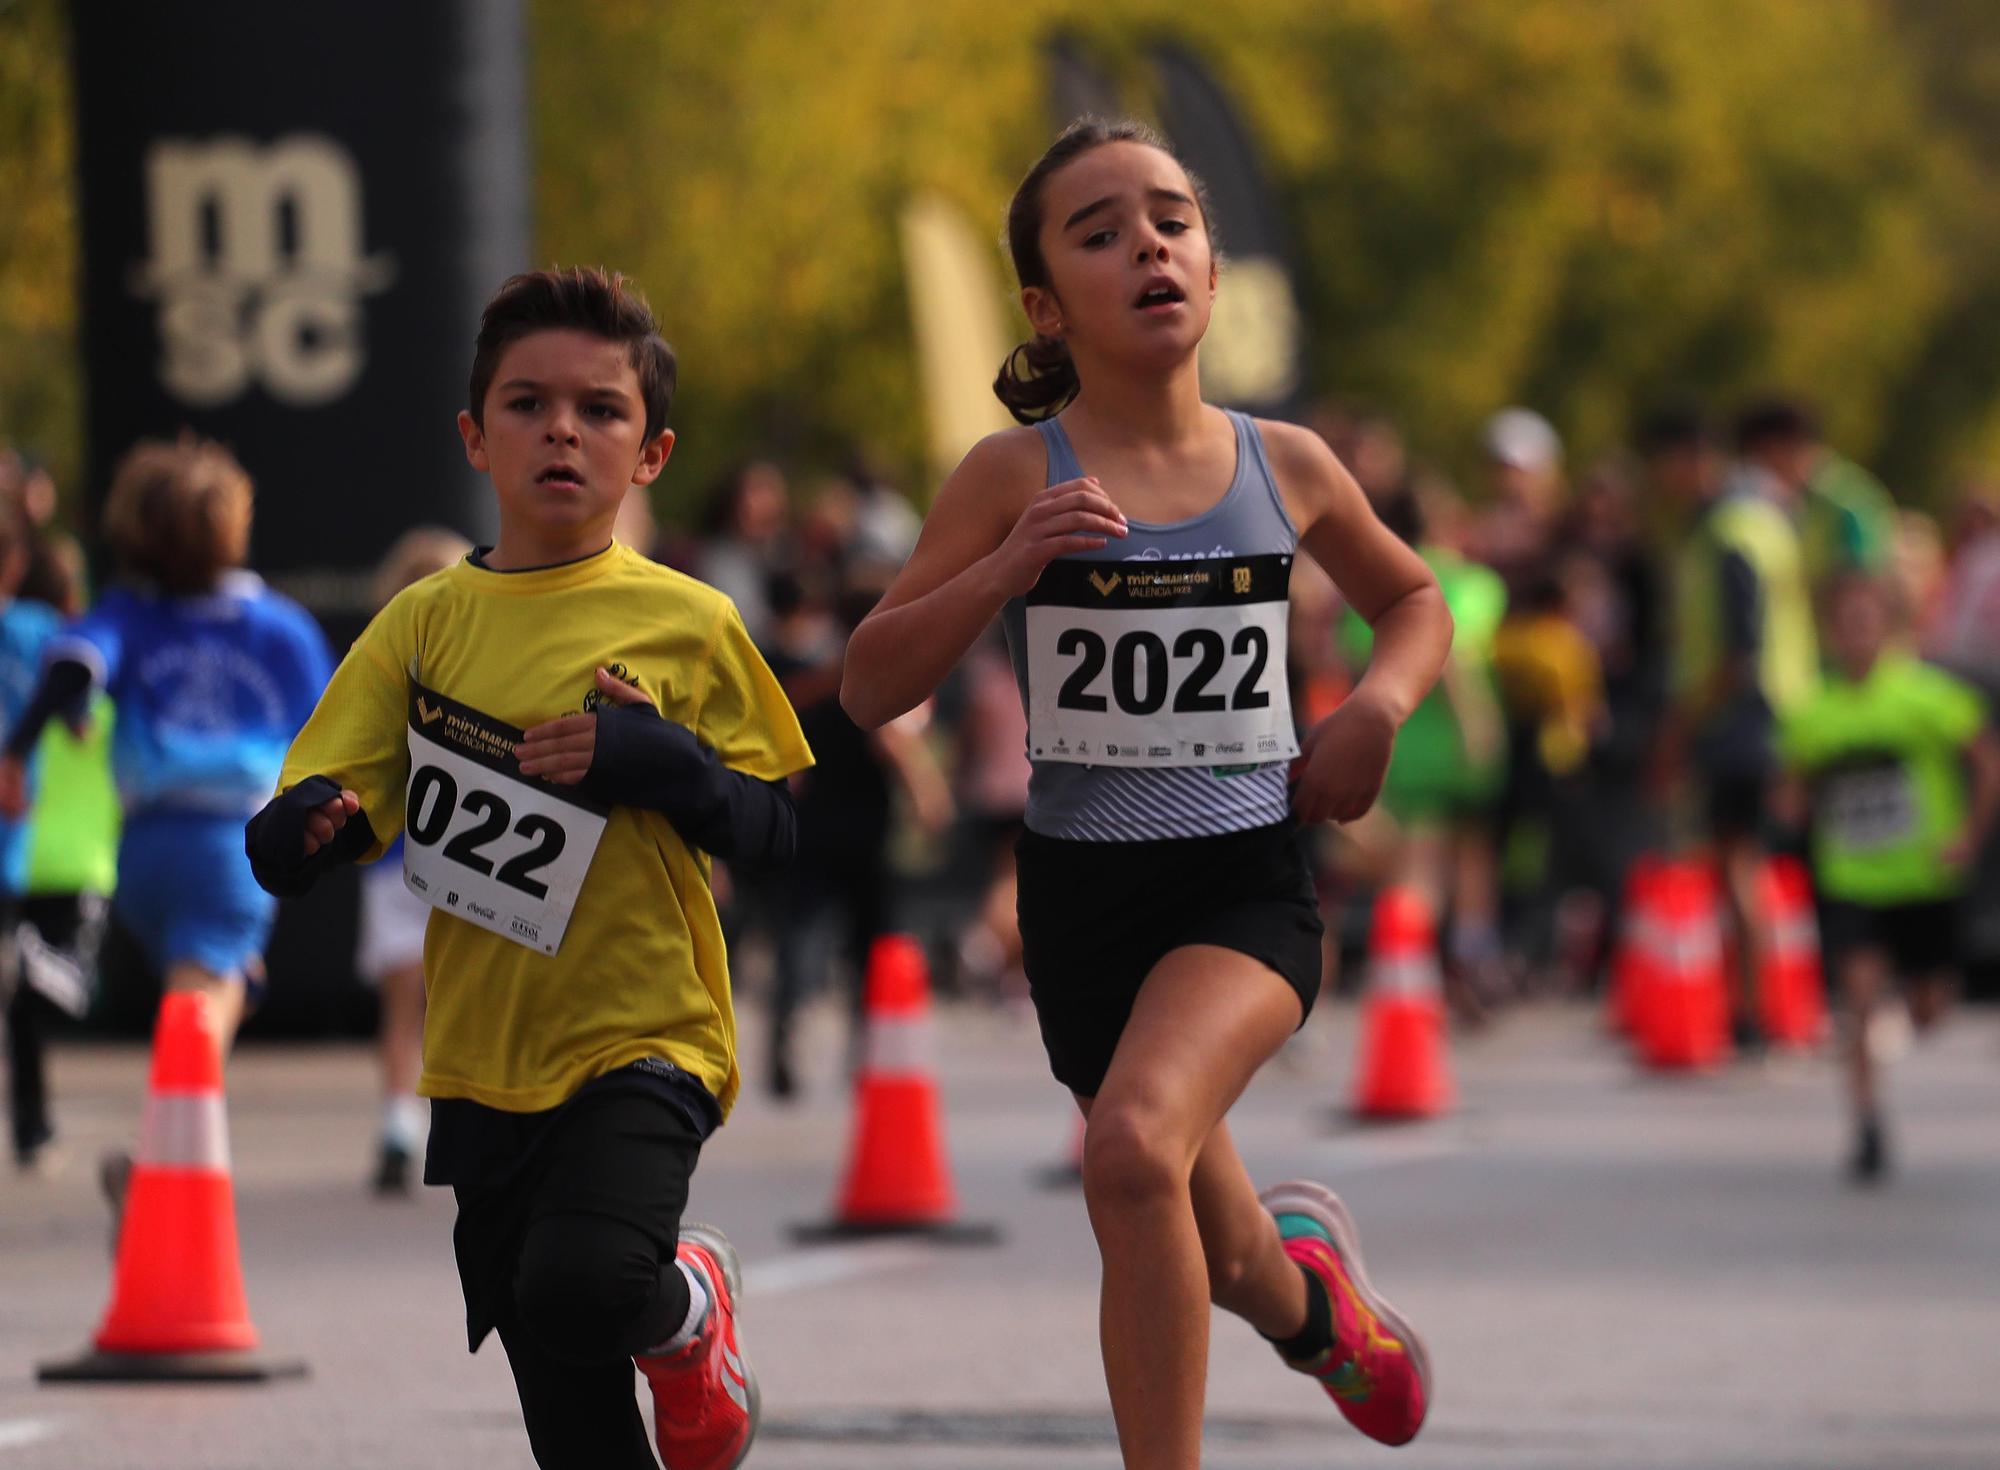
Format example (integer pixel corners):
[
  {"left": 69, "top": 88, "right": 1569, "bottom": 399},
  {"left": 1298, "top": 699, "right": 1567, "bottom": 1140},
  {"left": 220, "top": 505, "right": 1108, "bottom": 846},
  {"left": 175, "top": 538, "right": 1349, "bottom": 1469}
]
[
  {"left": 405, "top": 764, "right": 567, "bottom": 899},
  {"left": 1055, "top": 625, "right": 1271, "bottom": 717}
]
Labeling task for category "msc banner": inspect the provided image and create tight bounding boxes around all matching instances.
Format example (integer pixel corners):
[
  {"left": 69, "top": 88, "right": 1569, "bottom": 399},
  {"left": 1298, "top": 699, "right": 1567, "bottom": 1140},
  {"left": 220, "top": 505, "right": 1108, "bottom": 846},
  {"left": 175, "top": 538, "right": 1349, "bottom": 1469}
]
[
  {"left": 71, "top": 0, "right": 528, "bottom": 628},
  {"left": 69, "top": 1, "right": 528, "bottom": 1033}
]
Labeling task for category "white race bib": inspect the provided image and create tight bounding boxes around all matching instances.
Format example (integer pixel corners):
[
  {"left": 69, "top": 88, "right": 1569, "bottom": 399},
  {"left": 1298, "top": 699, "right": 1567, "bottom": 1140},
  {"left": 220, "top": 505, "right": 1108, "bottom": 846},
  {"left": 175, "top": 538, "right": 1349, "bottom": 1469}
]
[
  {"left": 1024, "top": 554, "right": 1299, "bottom": 769},
  {"left": 1822, "top": 760, "right": 1917, "bottom": 854},
  {"left": 402, "top": 680, "right": 609, "bottom": 955}
]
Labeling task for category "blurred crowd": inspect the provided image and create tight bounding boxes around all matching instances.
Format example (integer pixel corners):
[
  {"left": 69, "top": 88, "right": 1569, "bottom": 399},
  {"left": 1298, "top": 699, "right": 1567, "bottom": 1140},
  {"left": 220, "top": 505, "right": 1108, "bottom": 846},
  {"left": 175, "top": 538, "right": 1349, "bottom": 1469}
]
[
  {"left": 3, "top": 395, "right": 2000, "bottom": 1122},
  {"left": 620, "top": 398, "right": 2000, "bottom": 1098}
]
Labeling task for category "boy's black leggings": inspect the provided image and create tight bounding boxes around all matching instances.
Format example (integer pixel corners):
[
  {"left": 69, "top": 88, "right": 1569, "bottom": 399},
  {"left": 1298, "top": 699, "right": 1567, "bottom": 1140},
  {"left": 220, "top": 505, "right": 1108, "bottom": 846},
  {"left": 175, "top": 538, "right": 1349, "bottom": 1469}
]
[{"left": 451, "top": 1087, "right": 702, "bottom": 1470}]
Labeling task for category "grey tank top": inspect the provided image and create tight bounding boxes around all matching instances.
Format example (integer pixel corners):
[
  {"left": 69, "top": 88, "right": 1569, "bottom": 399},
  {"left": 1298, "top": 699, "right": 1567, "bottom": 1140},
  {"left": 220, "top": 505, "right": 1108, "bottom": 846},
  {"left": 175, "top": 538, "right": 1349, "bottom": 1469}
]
[{"left": 1001, "top": 408, "right": 1300, "bottom": 842}]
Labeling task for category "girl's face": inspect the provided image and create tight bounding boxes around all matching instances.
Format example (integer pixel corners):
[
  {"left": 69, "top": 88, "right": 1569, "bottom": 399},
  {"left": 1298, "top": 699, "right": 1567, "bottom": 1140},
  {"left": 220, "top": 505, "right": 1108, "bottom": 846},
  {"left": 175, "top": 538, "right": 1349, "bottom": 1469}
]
[{"left": 1024, "top": 141, "right": 1217, "bottom": 376}]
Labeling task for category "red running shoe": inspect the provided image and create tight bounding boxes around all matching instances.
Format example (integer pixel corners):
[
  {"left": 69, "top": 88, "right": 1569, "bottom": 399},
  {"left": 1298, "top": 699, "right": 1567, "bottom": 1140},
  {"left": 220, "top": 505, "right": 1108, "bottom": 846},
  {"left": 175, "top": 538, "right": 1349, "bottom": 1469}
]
[
  {"left": 636, "top": 1224, "right": 760, "bottom": 1470},
  {"left": 1259, "top": 1180, "right": 1432, "bottom": 1446}
]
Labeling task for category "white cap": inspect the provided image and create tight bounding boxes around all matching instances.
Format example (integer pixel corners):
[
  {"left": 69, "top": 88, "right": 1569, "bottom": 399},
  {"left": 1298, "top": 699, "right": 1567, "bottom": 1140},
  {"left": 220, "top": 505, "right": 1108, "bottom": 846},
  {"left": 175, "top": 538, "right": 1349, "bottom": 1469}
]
[{"left": 1482, "top": 407, "right": 1562, "bottom": 472}]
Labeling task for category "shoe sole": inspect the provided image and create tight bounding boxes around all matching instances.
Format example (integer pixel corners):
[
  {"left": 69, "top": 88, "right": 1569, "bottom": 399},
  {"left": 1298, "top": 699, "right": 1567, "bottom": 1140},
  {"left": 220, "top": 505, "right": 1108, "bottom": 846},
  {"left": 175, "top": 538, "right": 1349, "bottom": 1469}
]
[
  {"left": 1259, "top": 1180, "right": 1434, "bottom": 1409},
  {"left": 678, "top": 1222, "right": 762, "bottom": 1470}
]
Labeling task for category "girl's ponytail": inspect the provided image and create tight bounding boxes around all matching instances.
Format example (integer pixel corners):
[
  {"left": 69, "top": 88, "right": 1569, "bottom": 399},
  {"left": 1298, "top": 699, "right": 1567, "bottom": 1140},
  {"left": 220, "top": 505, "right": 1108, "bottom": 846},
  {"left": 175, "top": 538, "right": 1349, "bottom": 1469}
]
[{"left": 994, "top": 334, "right": 1080, "bottom": 424}]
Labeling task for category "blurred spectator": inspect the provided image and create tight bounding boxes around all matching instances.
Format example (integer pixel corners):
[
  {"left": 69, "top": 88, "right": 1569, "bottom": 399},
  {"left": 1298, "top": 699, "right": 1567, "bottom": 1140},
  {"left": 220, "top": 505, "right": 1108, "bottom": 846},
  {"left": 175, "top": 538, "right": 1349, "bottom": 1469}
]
[
  {"left": 1474, "top": 407, "right": 1565, "bottom": 599},
  {"left": 1778, "top": 571, "right": 2000, "bottom": 1182},
  {"left": 1929, "top": 483, "right": 2000, "bottom": 695},
  {"left": 1734, "top": 395, "right": 1897, "bottom": 593},
  {"left": 1491, "top": 564, "right": 1605, "bottom": 989},
  {"left": 1341, "top": 489, "right": 1509, "bottom": 1014},
  {"left": 841, "top": 451, "right": 923, "bottom": 570},
  {"left": 356, "top": 526, "right": 472, "bottom": 1195},
  {"left": 1552, "top": 459, "right": 1670, "bottom": 978},
  {"left": 951, "top": 626, "right": 1030, "bottom": 1004},
  {"left": 762, "top": 570, "right": 950, "bottom": 1099},
  {"left": 0, "top": 499, "right": 68, "bottom": 1170},
  {"left": 1654, "top": 402, "right": 1818, "bottom": 1048},
  {"left": 698, "top": 459, "right": 791, "bottom": 643}
]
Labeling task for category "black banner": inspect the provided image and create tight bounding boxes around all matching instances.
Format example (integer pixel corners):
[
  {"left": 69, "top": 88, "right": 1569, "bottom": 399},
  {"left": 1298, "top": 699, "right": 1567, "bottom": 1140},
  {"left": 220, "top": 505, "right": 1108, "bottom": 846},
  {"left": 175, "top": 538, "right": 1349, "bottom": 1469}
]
[
  {"left": 71, "top": 0, "right": 528, "bottom": 631},
  {"left": 1148, "top": 44, "right": 1310, "bottom": 420},
  {"left": 69, "top": 0, "right": 528, "bottom": 1036}
]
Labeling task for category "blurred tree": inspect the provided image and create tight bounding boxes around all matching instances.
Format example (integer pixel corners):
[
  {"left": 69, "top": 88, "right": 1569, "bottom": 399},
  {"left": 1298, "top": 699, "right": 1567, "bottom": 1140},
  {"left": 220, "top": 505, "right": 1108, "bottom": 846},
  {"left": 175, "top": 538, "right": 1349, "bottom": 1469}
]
[
  {"left": 1872, "top": 0, "right": 2000, "bottom": 500},
  {"left": 0, "top": 0, "right": 82, "bottom": 501},
  {"left": 1, "top": 0, "right": 1993, "bottom": 526}
]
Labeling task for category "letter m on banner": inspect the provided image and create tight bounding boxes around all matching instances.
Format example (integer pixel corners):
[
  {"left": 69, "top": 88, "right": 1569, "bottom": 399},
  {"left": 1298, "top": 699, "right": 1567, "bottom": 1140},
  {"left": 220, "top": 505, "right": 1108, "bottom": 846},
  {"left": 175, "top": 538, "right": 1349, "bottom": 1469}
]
[{"left": 132, "top": 134, "right": 394, "bottom": 409}]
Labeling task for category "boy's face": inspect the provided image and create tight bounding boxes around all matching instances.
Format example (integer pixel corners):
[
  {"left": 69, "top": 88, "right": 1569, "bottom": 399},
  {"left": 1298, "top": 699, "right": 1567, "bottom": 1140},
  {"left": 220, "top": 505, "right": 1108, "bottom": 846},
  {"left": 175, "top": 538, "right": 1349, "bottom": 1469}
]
[
  {"left": 1826, "top": 581, "right": 1890, "bottom": 673},
  {"left": 457, "top": 328, "right": 672, "bottom": 540}
]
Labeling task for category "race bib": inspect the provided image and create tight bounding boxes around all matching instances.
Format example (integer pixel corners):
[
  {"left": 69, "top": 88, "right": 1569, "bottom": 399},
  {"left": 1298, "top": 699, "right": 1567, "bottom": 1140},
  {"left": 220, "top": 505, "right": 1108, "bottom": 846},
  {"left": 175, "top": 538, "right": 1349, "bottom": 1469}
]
[
  {"left": 402, "top": 679, "right": 609, "bottom": 955},
  {"left": 1024, "top": 554, "right": 1299, "bottom": 769},
  {"left": 1821, "top": 759, "right": 1917, "bottom": 854}
]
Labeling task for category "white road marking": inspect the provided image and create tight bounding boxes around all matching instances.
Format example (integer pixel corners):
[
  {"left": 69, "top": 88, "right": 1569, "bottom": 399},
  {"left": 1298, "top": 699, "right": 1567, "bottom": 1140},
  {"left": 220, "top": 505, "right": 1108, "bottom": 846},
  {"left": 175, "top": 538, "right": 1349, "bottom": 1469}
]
[
  {"left": 0, "top": 1419, "right": 59, "bottom": 1452},
  {"left": 743, "top": 1242, "right": 933, "bottom": 1298}
]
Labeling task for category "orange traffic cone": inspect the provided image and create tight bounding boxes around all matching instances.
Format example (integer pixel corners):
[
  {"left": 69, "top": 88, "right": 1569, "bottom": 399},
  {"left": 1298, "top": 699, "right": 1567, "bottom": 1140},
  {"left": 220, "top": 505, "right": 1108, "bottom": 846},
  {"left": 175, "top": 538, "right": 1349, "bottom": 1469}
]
[
  {"left": 40, "top": 992, "right": 305, "bottom": 1382},
  {"left": 1352, "top": 887, "right": 1454, "bottom": 1119},
  {"left": 1632, "top": 862, "right": 1731, "bottom": 1071},
  {"left": 1757, "top": 856, "right": 1827, "bottom": 1048},
  {"left": 1608, "top": 855, "right": 1666, "bottom": 1036},
  {"left": 792, "top": 936, "right": 998, "bottom": 1244}
]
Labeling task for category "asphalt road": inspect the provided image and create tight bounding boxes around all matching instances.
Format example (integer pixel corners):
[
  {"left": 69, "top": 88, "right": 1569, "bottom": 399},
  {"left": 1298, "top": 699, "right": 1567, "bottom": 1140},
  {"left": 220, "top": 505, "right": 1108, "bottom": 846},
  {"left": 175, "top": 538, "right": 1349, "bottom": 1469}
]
[{"left": 3, "top": 999, "right": 1997, "bottom": 1469}]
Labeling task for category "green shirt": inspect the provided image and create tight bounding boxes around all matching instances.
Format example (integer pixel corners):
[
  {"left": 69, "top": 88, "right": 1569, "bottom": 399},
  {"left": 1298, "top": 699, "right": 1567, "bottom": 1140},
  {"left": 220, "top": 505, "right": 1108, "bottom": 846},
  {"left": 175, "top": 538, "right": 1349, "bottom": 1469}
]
[
  {"left": 1341, "top": 547, "right": 1506, "bottom": 819},
  {"left": 24, "top": 695, "right": 120, "bottom": 897},
  {"left": 1779, "top": 653, "right": 1986, "bottom": 904}
]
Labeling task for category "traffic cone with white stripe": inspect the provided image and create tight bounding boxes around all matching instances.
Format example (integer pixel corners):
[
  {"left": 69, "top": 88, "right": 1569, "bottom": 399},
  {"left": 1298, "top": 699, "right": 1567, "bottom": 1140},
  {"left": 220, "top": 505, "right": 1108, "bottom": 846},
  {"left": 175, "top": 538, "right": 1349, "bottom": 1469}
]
[
  {"left": 791, "top": 935, "right": 998, "bottom": 1244},
  {"left": 1632, "top": 862, "right": 1731, "bottom": 1071},
  {"left": 1608, "top": 855, "right": 1667, "bottom": 1036},
  {"left": 1756, "top": 856, "right": 1827, "bottom": 1049},
  {"left": 39, "top": 992, "right": 304, "bottom": 1382},
  {"left": 1352, "top": 887, "right": 1455, "bottom": 1119}
]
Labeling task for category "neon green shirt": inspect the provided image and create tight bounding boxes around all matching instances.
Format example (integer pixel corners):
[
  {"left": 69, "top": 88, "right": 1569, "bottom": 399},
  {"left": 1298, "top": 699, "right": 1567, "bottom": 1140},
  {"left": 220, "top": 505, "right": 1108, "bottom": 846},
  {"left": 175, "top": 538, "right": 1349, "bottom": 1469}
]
[
  {"left": 1341, "top": 547, "right": 1506, "bottom": 820},
  {"left": 24, "top": 695, "right": 119, "bottom": 897},
  {"left": 1779, "top": 653, "right": 1986, "bottom": 904}
]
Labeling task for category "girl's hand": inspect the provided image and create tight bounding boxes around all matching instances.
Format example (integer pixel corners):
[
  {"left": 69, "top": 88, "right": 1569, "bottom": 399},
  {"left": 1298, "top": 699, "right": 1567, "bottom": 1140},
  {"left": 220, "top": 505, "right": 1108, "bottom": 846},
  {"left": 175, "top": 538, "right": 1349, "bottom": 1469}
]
[
  {"left": 518, "top": 668, "right": 657, "bottom": 785},
  {"left": 303, "top": 789, "right": 361, "bottom": 855},
  {"left": 1290, "top": 692, "right": 1398, "bottom": 824},
  {"left": 989, "top": 476, "right": 1127, "bottom": 597}
]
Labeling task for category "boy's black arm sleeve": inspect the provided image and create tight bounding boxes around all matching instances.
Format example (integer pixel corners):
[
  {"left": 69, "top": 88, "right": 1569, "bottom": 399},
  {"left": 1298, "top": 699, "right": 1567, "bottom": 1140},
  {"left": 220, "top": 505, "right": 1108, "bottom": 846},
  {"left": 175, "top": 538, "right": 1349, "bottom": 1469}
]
[
  {"left": 580, "top": 705, "right": 798, "bottom": 876},
  {"left": 244, "top": 775, "right": 379, "bottom": 898},
  {"left": 4, "top": 658, "right": 94, "bottom": 759}
]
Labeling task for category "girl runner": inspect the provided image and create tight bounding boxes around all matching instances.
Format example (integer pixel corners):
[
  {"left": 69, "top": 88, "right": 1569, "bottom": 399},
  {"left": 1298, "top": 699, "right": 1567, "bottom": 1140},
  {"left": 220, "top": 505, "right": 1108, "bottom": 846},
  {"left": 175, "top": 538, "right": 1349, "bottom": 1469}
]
[{"left": 841, "top": 120, "right": 1452, "bottom": 1467}]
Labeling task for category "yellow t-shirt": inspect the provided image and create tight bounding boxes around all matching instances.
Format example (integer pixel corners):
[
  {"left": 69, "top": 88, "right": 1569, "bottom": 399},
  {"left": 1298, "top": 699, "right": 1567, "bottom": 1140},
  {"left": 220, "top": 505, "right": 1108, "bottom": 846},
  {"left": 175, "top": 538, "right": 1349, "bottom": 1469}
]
[{"left": 276, "top": 541, "right": 811, "bottom": 1117}]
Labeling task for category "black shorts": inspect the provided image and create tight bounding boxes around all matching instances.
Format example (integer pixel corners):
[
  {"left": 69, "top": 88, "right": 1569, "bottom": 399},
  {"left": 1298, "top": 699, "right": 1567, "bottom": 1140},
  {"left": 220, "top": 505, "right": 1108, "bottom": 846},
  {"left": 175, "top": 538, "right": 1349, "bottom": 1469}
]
[
  {"left": 1702, "top": 771, "right": 1769, "bottom": 841},
  {"left": 442, "top": 1076, "right": 703, "bottom": 1351},
  {"left": 1818, "top": 898, "right": 1960, "bottom": 981},
  {"left": 1015, "top": 819, "right": 1325, "bottom": 1096}
]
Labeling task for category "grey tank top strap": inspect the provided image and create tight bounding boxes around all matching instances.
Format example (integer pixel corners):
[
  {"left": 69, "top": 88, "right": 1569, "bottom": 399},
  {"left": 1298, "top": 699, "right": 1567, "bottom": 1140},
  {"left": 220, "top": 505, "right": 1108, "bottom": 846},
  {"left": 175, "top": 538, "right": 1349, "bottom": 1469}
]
[{"left": 1001, "top": 409, "right": 1301, "bottom": 842}]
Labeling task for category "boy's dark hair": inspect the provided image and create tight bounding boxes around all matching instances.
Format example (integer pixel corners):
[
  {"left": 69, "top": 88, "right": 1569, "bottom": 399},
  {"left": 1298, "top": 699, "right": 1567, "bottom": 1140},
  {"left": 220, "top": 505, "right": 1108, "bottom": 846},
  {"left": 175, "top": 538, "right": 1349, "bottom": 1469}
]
[
  {"left": 994, "top": 118, "right": 1218, "bottom": 424},
  {"left": 468, "top": 267, "right": 677, "bottom": 441},
  {"left": 1733, "top": 396, "right": 1820, "bottom": 455},
  {"left": 1632, "top": 401, "right": 1714, "bottom": 458},
  {"left": 101, "top": 433, "right": 253, "bottom": 595}
]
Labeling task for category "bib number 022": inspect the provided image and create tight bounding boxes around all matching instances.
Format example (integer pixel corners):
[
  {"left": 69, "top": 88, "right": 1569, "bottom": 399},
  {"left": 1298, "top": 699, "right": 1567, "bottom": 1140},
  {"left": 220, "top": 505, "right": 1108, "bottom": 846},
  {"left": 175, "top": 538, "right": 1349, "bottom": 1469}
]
[
  {"left": 1056, "top": 625, "right": 1272, "bottom": 717},
  {"left": 406, "top": 764, "right": 567, "bottom": 899}
]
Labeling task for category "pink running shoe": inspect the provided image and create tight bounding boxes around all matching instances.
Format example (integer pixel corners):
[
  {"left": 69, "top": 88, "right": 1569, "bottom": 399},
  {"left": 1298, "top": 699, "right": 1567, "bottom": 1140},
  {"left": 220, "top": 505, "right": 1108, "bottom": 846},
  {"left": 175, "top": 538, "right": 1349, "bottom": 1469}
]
[
  {"left": 1259, "top": 1180, "right": 1432, "bottom": 1447},
  {"left": 636, "top": 1224, "right": 760, "bottom": 1470}
]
